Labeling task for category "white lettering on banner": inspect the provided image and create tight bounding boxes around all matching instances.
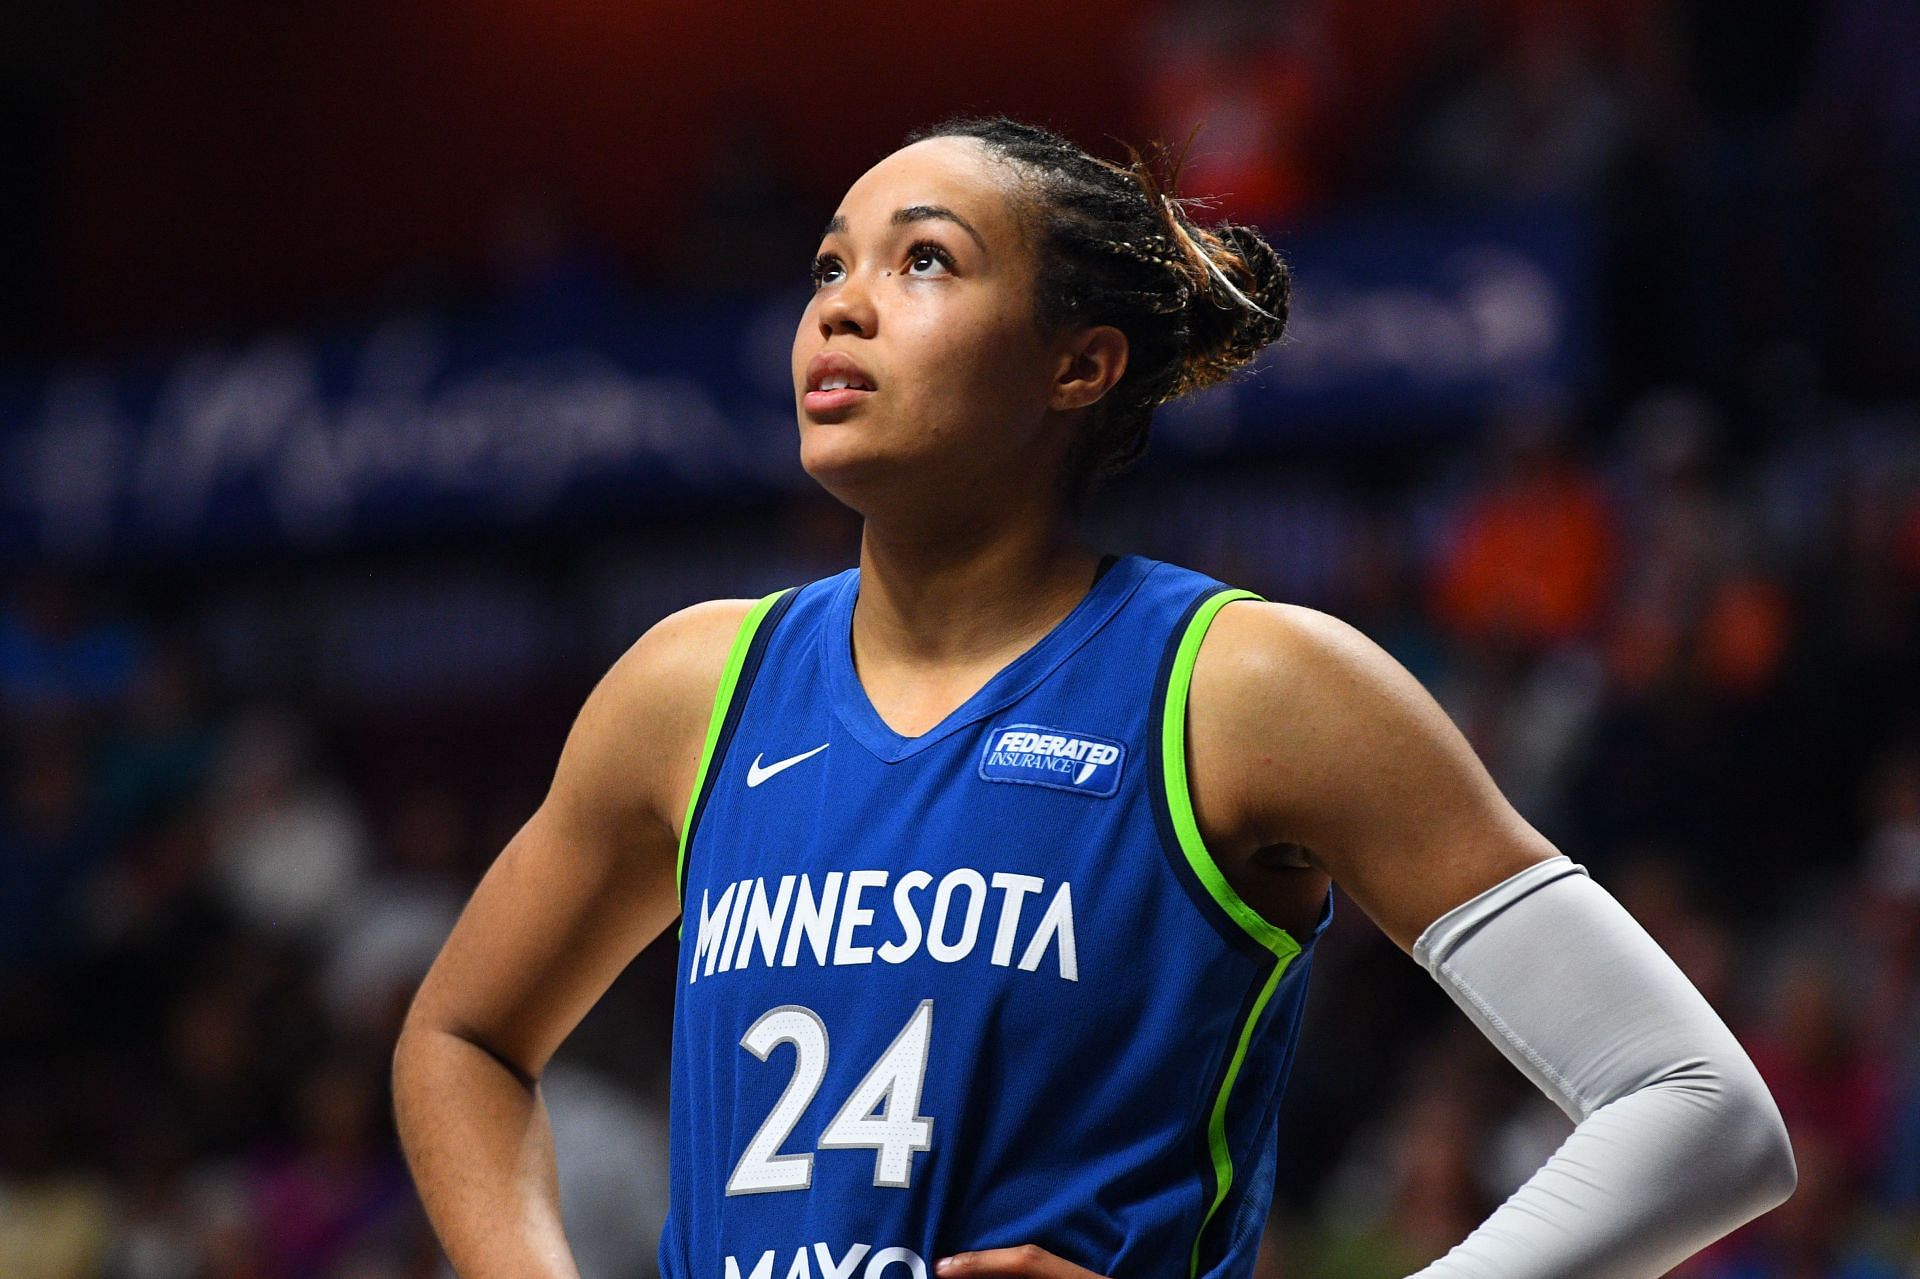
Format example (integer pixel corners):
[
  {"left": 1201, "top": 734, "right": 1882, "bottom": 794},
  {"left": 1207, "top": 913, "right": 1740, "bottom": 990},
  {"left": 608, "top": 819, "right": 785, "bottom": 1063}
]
[
  {"left": 22, "top": 321, "right": 737, "bottom": 552},
  {"left": 689, "top": 868, "right": 1077, "bottom": 984},
  {"left": 1264, "top": 248, "right": 1559, "bottom": 389},
  {"left": 18, "top": 242, "right": 1576, "bottom": 559}
]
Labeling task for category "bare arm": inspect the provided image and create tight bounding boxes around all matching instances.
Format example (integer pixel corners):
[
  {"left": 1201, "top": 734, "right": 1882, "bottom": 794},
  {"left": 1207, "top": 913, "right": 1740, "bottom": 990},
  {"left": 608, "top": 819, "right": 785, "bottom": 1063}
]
[
  {"left": 1185, "top": 598, "right": 1559, "bottom": 952},
  {"left": 391, "top": 598, "right": 755, "bottom": 1278}
]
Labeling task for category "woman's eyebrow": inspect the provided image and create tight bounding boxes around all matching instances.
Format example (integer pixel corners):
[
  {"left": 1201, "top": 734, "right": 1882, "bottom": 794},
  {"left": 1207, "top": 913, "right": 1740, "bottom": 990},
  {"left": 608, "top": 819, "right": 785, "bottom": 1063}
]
[{"left": 820, "top": 205, "right": 987, "bottom": 253}]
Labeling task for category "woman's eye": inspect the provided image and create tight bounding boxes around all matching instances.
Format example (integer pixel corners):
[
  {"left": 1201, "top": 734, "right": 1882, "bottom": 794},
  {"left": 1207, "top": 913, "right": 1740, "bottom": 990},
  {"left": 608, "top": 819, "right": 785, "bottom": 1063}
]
[
  {"left": 809, "top": 243, "right": 951, "bottom": 289},
  {"left": 906, "top": 242, "right": 954, "bottom": 277}
]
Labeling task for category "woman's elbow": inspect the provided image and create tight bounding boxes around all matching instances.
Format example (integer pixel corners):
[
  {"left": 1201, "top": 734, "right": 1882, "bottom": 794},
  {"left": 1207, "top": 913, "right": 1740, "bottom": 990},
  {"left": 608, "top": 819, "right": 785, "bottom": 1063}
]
[
  {"left": 1724, "top": 1066, "right": 1798, "bottom": 1213},
  {"left": 1748, "top": 1099, "right": 1798, "bottom": 1211}
]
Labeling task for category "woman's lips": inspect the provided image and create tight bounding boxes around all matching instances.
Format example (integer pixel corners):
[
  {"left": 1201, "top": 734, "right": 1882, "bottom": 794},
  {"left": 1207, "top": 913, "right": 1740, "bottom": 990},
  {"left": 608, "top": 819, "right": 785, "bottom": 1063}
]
[{"left": 803, "top": 387, "right": 874, "bottom": 415}]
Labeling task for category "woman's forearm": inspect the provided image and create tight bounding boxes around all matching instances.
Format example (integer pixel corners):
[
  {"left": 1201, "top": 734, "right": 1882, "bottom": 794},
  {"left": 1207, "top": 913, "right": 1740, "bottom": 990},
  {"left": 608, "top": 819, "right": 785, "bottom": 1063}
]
[
  {"left": 393, "top": 1024, "right": 583, "bottom": 1279},
  {"left": 1408, "top": 856, "right": 1796, "bottom": 1276}
]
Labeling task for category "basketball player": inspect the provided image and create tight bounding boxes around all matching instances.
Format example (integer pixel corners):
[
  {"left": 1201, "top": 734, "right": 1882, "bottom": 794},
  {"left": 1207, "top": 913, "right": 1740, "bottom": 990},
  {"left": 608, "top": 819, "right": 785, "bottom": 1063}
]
[{"left": 392, "top": 117, "right": 1796, "bottom": 1279}]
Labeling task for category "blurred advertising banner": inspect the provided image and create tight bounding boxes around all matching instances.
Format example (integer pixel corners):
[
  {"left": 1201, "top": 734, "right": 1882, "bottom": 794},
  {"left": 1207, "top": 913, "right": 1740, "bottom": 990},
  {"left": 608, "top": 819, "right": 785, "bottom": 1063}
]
[{"left": 2, "top": 200, "right": 1592, "bottom": 564}]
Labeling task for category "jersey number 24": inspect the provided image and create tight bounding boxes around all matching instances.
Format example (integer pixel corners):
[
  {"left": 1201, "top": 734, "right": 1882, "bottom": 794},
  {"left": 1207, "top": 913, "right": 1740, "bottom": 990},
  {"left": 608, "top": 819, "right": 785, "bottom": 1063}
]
[{"left": 726, "top": 999, "right": 936, "bottom": 1196}]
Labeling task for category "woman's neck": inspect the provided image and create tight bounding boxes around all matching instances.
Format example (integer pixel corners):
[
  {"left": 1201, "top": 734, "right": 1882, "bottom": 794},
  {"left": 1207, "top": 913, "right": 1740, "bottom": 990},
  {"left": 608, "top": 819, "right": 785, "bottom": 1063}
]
[{"left": 852, "top": 510, "right": 1104, "bottom": 671}]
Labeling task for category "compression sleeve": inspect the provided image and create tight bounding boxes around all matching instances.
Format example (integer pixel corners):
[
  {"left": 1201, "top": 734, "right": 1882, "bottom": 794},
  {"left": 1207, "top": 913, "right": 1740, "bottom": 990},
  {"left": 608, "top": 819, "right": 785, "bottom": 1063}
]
[{"left": 1405, "top": 855, "right": 1798, "bottom": 1278}]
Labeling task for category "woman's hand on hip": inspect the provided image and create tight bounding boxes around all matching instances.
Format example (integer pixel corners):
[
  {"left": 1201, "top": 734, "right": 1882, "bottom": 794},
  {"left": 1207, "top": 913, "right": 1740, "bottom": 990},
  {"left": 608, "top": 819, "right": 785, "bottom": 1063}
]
[{"left": 935, "top": 1245, "right": 1109, "bottom": 1279}]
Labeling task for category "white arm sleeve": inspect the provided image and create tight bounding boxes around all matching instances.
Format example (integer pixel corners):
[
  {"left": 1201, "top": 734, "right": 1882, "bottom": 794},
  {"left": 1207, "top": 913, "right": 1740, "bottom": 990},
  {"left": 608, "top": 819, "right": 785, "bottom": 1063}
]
[{"left": 1405, "top": 855, "right": 1798, "bottom": 1278}]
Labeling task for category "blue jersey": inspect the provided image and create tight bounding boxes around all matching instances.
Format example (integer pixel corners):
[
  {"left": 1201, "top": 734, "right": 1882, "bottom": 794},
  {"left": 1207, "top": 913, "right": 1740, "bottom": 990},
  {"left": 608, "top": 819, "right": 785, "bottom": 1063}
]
[{"left": 660, "top": 554, "right": 1333, "bottom": 1279}]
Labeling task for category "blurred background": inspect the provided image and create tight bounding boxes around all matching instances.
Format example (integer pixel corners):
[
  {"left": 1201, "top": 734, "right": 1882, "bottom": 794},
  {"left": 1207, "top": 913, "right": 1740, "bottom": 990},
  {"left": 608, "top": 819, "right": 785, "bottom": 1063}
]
[{"left": 2, "top": 0, "right": 1917, "bottom": 1275}]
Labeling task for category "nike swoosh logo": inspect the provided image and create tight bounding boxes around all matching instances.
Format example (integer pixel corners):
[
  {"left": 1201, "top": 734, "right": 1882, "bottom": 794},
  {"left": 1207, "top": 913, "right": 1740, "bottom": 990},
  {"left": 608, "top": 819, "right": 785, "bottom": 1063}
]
[{"left": 746, "top": 743, "right": 830, "bottom": 788}]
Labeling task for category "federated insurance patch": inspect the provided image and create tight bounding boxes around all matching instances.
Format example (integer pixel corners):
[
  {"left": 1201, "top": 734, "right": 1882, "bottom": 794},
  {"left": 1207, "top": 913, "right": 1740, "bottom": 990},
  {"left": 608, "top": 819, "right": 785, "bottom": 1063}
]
[{"left": 978, "top": 723, "right": 1126, "bottom": 798}]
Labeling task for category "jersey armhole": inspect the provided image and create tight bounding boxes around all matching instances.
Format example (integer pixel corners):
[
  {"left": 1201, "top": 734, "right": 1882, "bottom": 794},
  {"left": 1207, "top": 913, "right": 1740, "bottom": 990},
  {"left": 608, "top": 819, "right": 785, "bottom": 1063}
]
[
  {"left": 1155, "top": 587, "right": 1304, "bottom": 965},
  {"left": 1155, "top": 586, "right": 1313, "bottom": 1279},
  {"left": 673, "top": 587, "right": 795, "bottom": 939}
]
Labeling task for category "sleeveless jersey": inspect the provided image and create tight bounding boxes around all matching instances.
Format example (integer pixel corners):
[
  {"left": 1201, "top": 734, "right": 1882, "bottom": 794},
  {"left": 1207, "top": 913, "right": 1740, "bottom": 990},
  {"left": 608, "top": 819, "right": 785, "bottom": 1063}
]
[{"left": 660, "top": 554, "right": 1334, "bottom": 1279}]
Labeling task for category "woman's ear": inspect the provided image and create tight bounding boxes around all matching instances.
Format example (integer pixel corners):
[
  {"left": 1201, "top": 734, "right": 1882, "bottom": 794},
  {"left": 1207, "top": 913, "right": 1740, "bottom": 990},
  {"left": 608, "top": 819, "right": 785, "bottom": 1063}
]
[{"left": 1049, "top": 326, "right": 1129, "bottom": 412}]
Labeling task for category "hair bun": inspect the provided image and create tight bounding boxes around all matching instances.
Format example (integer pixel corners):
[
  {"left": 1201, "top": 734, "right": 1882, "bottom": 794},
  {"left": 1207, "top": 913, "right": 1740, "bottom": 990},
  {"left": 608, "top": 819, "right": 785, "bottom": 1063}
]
[{"left": 1161, "top": 219, "right": 1292, "bottom": 403}]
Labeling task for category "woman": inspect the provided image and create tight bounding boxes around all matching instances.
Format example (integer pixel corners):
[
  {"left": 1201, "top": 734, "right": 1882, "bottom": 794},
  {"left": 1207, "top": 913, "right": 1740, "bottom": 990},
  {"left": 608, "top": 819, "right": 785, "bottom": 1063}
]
[{"left": 392, "top": 117, "right": 1796, "bottom": 1279}]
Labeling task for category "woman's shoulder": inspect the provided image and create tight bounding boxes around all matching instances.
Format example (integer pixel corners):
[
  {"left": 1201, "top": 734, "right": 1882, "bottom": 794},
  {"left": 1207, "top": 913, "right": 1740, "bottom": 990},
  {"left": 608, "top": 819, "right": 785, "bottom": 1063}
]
[
  {"left": 612, "top": 567, "right": 850, "bottom": 713},
  {"left": 1185, "top": 595, "right": 1559, "bottom": 950},
  {"left": 566, "top": 597, "right": 772, "bottom": 824},
  {"left": 1189, "top": 598, "right": 1447, "bottom": 768},
  {"left": 1193, "top": 598, "right": 1388, "bottom": 689},
  {"left": 607, "top": 597, "right": 768, "bottom": 714},
  {"left": 582, "top": 598, "right": 765, "bottom": 719}
]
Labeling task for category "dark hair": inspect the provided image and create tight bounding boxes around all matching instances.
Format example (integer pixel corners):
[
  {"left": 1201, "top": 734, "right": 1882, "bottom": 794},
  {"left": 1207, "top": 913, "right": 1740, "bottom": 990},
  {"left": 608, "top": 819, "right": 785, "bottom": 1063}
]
[{"left": 902, "top": 115, "right": 1293, "bottom": 506}]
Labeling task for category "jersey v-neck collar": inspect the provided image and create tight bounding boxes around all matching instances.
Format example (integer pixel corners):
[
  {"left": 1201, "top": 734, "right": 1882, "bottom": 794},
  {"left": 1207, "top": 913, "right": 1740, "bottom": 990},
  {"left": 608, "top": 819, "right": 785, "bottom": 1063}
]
[{"left": 824, "top": 553, "right": 1153, "bottom": 764}]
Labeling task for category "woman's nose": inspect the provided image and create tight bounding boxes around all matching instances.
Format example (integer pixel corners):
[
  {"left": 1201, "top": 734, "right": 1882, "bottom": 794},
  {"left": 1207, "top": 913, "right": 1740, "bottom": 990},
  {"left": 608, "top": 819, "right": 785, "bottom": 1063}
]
[{"left": 818, "top": 268, "right": 881, "bottom": 338}]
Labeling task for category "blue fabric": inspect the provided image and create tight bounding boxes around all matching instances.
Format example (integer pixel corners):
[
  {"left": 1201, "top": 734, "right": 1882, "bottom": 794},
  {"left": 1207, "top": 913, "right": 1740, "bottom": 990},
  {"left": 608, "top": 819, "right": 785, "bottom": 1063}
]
[{"left": 661, "top": 554, "right": 1333, "bottom": 1279}]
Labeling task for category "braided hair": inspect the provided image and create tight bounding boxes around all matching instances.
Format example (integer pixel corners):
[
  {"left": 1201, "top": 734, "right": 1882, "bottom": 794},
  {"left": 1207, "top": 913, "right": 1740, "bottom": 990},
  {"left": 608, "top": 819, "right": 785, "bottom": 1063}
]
[{"left": 902, "top": 115, "right": 1293, "bottom": 507}]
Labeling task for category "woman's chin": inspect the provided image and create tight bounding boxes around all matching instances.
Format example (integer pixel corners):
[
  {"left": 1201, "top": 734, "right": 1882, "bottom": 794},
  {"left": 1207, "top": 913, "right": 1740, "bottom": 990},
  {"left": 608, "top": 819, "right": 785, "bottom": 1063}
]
[{"left": 799, "top": 430, "right": 898, "bottom": 487}]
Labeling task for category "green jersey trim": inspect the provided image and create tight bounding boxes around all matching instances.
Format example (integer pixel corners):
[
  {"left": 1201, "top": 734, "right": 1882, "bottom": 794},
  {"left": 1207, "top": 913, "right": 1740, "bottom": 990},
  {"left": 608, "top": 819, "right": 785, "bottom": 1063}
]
[
  {"left": 674, "top": 588, "right": 793, "bottom": 939},
  {"left": 1161, "top": 586, "right": 1304, "bottom": 1278}
]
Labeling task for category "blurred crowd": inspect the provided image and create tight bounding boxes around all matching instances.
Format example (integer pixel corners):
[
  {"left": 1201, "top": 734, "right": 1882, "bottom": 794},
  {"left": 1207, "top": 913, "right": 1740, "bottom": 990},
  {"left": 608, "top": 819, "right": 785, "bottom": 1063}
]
[
  {"left": 5, "top": 0, "right": 1920, "bottom": 1275},
  {"left": 1119, "top": 0, "right": 1918, "bottom": 404}
]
